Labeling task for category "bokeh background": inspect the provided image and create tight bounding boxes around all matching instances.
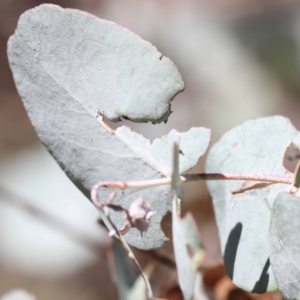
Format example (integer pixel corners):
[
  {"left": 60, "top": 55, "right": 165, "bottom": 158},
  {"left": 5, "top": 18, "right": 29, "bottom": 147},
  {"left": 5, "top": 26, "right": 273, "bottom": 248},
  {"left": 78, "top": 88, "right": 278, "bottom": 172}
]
[{"left": 1, "top": 0, "right": 300, "bottom": 299}]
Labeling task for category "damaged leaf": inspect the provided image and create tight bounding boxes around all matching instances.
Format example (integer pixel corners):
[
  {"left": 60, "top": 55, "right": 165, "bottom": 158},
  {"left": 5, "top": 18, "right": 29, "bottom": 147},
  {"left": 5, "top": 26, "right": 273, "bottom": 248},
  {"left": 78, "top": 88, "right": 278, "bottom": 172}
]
[
  {"left": 206, "top": 116, "right": 300, "bottom": 292},
  {"left": 7, "top": 4, "right": 211, "bottom": 249}
]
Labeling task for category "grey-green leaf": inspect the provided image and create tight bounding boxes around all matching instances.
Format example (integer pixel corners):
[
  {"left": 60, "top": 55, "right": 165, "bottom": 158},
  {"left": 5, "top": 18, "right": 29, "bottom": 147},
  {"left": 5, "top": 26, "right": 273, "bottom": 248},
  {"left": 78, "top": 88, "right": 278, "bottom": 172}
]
[
  {"left": 10, "top": 4, "right": 183, "bottom": 123},
  {"left": 269, "top": 192, "right": 300, "bottom": 300},
  {"left": 206, "top": 116, "right": 300, "bottom": 292},
  {"left": 172, "top": 200, "right": 205, "bottom": 300},
  {"left": 7, "top": 4, "right": 211, "bottom": 249}
]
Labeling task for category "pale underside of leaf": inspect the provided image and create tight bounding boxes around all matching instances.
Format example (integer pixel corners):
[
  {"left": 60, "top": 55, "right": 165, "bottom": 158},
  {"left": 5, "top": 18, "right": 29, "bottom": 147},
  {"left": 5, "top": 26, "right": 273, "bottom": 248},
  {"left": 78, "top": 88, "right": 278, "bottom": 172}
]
[
  {"left": 7, "top": 4, "right": 211, "bottom": 249},
  {"left": 172, "top": 200, "right": 204, "bottom": 300},
  {"left": 269, "top": 192, "right": 300, "bottom": 300},
  {"left": 206, "top": 116, "right": 300, "bottom": 292}
]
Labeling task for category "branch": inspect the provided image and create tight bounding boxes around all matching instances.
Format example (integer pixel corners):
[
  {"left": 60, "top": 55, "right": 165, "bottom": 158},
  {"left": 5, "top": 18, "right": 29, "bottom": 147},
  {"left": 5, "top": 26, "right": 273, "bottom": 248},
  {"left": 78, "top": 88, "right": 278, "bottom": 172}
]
[
  {"left": 91, "top": 183, "right": 155, "bottom": 300},
  {"left": 92, "top": 173, "right": 293, "bottom": 191},
  {"left": 184, "top": 173, "right": 293, "bottom": 184},
  {"left": 90, "top": 171, "right": 293, "bottom": 299}
]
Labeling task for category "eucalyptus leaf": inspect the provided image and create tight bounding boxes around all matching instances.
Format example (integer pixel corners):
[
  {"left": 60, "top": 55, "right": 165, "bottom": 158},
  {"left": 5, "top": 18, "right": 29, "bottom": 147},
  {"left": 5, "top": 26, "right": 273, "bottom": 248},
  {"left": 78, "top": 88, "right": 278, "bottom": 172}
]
[
  {"left": 7, "top": 4, "right": 211, "bottom": 249},
  {"left": 269, "top": 192, "right": 300, "bottom": 300},
  {"left": 172, "top": 200, "right": 205, "bottom": 300},
  {"left": 206, "top": 116, "right": 300, "bottom": 292}
]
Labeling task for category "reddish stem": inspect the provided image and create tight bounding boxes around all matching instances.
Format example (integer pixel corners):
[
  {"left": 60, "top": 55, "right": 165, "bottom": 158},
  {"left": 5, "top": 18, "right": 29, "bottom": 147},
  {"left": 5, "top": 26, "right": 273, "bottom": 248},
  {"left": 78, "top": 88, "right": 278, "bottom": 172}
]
[{"left": 184, "top": 173, "right": 293, "bottom": 184}]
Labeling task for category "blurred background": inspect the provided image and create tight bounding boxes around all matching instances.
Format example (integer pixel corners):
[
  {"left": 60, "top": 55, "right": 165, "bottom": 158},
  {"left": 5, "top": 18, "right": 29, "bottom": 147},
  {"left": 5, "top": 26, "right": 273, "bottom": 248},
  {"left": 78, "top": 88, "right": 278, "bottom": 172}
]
[{"left": 1, "top": 0, "right": 300, "bottom": 299}]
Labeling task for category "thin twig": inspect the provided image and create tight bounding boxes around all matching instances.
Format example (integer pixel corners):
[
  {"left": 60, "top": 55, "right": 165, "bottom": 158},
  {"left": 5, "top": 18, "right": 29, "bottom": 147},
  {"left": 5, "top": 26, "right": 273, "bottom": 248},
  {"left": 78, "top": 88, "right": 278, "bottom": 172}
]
[
  {"left": 184, "top": 173, "right": 293, "bottom": 184},
  {"left": 92, "top": 173, "right": 293, "bottom": 191},
  {"left": 91, "top": 183, "right": 155, "bottom": 300}
]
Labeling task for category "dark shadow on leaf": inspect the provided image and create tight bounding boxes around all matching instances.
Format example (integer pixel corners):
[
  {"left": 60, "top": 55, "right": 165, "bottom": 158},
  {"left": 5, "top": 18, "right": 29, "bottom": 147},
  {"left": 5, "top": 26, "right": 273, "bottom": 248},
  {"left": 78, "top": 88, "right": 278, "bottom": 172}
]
[
  {"left": 224, "top": 222, "right": 242, "bottom": 280},
  {"left": 251, "top": 258, "right": 270, "bottom": 293}
]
